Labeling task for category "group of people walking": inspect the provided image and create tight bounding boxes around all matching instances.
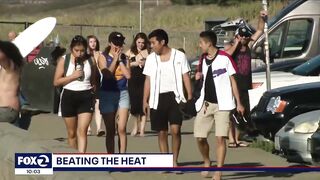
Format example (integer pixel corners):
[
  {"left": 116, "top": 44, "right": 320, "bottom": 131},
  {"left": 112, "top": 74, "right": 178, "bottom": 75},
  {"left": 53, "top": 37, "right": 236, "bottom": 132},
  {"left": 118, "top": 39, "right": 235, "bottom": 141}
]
[
  {"left": 52, "top": 31, "right": 151, "bottom": 154},
  {"left": 0, "top": 9, "right": 267, "bottom": 180}
]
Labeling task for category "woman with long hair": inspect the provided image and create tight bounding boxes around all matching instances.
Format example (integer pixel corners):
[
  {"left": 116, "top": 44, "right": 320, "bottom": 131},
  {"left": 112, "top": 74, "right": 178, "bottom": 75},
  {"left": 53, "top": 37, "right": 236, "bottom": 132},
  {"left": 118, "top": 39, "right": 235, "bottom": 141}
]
[
  {"left": 86, "top": 35, "right": 105, "bottom": 137},
  {"left": 126, "top": 32, "right": 150, "bottom": 137},
  {"left": 53, "top": 35, "right": 97, "bottom": 153},
  {"left": 98, "top": 32, "right": 131, "bottom": 153}
]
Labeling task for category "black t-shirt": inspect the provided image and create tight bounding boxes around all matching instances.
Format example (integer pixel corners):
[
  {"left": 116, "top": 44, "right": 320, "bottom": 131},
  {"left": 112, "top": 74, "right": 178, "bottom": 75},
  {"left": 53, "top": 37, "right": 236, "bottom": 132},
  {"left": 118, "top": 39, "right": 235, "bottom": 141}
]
[
  {"left": 232, "top": 47, "right": 252, "bottom": 91},
  {"left": 204, "top": 58, "right": 218, "bottom": 103}
]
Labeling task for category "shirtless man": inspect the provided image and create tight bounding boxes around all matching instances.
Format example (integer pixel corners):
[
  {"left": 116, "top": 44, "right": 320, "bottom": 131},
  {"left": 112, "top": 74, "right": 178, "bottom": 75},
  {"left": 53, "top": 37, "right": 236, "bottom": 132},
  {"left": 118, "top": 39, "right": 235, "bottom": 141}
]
[{"left": 0, "top": 41, "right": 23, "bottom": 122}]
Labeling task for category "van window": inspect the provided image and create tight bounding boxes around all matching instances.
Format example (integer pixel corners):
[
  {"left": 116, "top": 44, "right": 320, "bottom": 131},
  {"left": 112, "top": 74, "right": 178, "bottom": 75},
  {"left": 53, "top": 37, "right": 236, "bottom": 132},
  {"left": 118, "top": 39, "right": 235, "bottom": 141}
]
[{"left": 269, "top": 19, "right": 313, "bottom": 59}]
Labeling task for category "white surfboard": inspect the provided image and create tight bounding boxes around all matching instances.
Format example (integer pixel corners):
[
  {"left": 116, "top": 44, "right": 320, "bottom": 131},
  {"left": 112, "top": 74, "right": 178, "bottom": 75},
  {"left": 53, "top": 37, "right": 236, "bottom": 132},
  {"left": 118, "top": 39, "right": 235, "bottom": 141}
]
[{"left": 13, "top": 17, "right": 56, "bottom": 57}]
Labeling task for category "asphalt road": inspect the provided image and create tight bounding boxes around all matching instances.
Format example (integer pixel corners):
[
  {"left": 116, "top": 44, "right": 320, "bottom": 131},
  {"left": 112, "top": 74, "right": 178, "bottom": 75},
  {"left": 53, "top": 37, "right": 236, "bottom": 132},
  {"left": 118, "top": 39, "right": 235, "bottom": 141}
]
[{"left": 27, "top": 113, "right": 320, "bottom": 180}]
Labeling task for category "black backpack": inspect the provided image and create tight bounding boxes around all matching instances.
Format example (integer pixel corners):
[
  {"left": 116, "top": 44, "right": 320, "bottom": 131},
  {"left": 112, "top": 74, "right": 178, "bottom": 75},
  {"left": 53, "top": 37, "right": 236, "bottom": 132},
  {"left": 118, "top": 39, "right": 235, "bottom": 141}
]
[{"left": 53, "top": 54, "right": 96, "bottom": 113}]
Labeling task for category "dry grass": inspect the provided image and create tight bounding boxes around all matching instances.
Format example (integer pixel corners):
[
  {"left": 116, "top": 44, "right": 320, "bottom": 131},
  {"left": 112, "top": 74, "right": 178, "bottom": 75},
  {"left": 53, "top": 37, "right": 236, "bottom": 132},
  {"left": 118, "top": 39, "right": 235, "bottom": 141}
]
[{"left": 0, "top": 0, "right": 285, "bottom": 58}]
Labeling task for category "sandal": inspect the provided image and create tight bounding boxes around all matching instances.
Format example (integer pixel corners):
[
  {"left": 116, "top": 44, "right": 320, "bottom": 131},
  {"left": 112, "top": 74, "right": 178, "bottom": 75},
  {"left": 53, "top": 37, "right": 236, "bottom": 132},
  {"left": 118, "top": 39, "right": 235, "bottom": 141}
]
[
  {"left": 228, "top": 142, "right": 239, "bottom": 148},
  {"left": 96, "top": 130, "right": 105, "bottom": 137},
  {"left": 237, "top": 141, "right": 249, "bottom": 147}
]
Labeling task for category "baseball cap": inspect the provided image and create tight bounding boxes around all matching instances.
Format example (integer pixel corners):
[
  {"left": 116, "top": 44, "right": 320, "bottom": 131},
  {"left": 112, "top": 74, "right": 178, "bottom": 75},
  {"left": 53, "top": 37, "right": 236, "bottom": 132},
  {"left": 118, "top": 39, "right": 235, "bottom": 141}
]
[
  {"left": 236, "top": 27, "right": 253, "bottom": 37},
  {"left": 108, "top": 32, "right": 125, "bottom": 46}
]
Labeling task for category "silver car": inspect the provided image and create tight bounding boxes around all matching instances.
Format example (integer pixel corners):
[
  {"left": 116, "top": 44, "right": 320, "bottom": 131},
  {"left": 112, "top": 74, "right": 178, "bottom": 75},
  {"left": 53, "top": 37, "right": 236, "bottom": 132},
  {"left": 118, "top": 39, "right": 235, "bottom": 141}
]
[{"left": 274, "top": 110, "right": 320, "bottom": 164}]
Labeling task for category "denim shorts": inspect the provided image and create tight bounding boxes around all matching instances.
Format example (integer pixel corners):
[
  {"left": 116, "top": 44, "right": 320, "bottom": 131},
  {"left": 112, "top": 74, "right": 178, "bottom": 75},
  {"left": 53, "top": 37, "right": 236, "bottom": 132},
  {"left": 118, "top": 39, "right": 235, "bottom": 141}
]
[
  {"left": 99, "top": 90, "right": 130, "bottom": 114},
  {"left": 119, "top": 90, "right": 130, "bottom": 109}
]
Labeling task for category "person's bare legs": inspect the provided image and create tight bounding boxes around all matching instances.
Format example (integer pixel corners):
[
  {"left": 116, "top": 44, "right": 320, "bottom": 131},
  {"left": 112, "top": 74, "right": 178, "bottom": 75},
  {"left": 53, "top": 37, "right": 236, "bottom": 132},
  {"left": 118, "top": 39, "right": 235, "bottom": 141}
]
[
  {"left": 235, "top": 127, "right": 240, "bottom": 143},
  {"left": 118, "top": 108, "right": 129, "bottom": 153},
  {"left": 139, "top": 115, "right": 146, "bottom": 137},
  {"left": 102, "top": 112, "right": 116, "bottom": 153},
  {"left": 130, "top": 114, "right": 138, "bottom": 136},
  {"left": 95, "top": 100, "right": 105, "bottom": 135},
  {"left": 158, "top": 130, "right": 169, "bottom": 154},
  {"left": 213, "top": 136, "right": 227, "bottom": 180},
  {"left": 170, "top": 124, "right": 181, "bottom": 166},
  {"left": 228, "top": 121, "right": 237, "bottom": 146},
  {"left": 64, "top": 117, "right": 77, "bottom": 150},
  {"left": 196, "top": 137, "right": 211, "bottom": 177},
  {"left": 77, "top": 112, "right": 93, "bottom": 153}
]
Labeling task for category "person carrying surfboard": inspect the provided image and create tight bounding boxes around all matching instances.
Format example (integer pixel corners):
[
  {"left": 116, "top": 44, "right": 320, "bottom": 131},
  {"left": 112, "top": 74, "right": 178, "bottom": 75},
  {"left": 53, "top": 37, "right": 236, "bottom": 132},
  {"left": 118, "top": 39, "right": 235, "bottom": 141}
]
[{"left": 0, "top": 41, "right": 24, "bottom": 123}]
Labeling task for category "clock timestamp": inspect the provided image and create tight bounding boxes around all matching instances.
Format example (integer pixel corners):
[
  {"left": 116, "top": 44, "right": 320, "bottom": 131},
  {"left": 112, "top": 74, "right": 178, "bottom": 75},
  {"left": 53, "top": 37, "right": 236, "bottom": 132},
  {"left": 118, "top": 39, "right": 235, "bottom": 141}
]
[{"left": 26, "top": 169, "right": 41, "bottom": 174}]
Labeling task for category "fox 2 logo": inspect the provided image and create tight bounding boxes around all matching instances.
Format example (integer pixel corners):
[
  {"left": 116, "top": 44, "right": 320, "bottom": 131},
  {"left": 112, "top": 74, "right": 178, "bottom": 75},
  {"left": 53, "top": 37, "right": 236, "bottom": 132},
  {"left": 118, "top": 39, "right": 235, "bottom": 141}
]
[{"left": 15, "top": 153, "right": 52, "bottom": 168}]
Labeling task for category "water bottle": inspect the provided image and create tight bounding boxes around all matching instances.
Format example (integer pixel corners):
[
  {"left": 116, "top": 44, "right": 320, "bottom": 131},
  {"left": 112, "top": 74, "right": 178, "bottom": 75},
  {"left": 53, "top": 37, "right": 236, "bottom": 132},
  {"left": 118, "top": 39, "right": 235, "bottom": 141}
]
[{"left": 75, "top": 58, "right": 84, "bottom": 81}]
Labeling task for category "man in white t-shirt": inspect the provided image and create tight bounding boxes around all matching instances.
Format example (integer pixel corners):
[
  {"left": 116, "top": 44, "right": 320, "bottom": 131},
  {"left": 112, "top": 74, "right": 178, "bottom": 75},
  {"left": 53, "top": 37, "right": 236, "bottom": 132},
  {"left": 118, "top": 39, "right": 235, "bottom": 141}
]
[
  {"left": 143, "top": 29, "right": 192, "bottom": 167},
  {"left": 194, "top": 31, "right": 244, "bottom": 180}
]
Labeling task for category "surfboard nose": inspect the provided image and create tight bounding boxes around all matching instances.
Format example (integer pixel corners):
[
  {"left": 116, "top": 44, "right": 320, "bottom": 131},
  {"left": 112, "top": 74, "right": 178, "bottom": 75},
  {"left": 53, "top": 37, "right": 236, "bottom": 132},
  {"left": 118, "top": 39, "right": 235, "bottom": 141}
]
[{"left": 12, "top": 17, "right": 57, "bottom": 58}]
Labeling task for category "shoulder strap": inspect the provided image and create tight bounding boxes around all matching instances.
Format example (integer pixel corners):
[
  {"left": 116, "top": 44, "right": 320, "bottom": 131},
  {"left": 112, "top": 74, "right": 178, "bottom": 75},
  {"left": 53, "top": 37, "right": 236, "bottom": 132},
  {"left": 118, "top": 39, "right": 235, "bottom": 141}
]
[
  {"left": 64, "top": 54, "right": 71, "bottom": 77},
  {"left": 197, "top": 53, "right": 207, "bottom": 73},
  {"left": 88, "top": 57, "right": 93, "bottom": 67}
]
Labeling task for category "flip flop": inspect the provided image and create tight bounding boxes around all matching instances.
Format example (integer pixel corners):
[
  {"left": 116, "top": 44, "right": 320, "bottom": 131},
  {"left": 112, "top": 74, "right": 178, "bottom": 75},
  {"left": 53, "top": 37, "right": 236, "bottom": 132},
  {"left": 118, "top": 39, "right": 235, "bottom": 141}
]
[
  {"left": 96, "top": 130, "right": 105, "bottom": 137},
  {"left": 228, "top": 142, "right": 239, "bottom": 148},
  {"left": 237, "top": 142, "right": 249, "bottom": 147}
]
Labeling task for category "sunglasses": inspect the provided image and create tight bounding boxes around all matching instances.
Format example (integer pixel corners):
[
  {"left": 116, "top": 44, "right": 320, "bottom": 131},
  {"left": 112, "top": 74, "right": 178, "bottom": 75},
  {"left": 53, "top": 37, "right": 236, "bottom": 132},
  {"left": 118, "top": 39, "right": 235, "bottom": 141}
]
[{"left": 72, "top": 35, "right": 86, "bottom": 42}]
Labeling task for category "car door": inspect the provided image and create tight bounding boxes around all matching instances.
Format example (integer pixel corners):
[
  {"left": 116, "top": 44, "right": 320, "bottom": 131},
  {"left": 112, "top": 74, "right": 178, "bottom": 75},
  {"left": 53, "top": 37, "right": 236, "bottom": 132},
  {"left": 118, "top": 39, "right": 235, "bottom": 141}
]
[{"left": 253, "top": 17, "right": 315, "bottom": 63}]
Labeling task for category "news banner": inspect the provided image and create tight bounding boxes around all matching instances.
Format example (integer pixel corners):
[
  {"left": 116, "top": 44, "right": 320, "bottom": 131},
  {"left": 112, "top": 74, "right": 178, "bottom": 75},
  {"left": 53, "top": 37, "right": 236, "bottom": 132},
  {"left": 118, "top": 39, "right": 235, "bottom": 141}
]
[
  {"left": 15, "top": 153, "right": 320, "bottom": 175},
  {"left": 15, "top": 153, "right": 173, "bottom": 175}
]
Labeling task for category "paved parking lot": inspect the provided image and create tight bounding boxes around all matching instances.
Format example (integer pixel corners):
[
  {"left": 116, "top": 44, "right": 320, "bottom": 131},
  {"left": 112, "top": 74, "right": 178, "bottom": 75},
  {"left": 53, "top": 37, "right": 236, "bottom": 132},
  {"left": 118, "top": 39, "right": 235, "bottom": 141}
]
[{"left": 28, "top": 114, "right": 320, "bottom": 180}]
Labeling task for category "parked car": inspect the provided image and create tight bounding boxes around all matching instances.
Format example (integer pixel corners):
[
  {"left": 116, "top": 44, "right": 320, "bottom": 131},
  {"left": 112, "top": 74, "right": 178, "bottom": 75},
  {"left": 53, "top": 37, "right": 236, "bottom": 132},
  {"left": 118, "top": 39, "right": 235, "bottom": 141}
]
[
  {"left": 310, "top": 124, "right": 320, "bottom": 165},
  {"left": 249, "top": 54, "right": 320, "bottom": 110},
  {"left": 251, "top": 0, "right": 320, "bottom": 64},
  {"left": 274, "top": 110, "right": 320, "bottom": 163},
  {"left": 250, "top": 82, "right": 320, "bottom": 140},
  {"left": 252, "top": 59, "right": 305, "bottom": 73}
]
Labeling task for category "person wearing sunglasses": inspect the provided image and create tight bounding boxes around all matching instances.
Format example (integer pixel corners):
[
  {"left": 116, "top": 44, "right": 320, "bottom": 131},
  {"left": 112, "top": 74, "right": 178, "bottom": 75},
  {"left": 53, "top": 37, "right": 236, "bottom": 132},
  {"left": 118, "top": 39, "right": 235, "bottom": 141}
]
[{"left": 225, "top": 10, "right": 267, "bottom": 148}]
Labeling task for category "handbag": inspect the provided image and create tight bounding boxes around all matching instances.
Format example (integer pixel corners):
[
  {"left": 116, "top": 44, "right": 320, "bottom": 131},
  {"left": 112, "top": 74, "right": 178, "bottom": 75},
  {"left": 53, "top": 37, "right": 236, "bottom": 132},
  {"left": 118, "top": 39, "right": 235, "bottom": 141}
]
[{"left": 180, "top": 54, "right": 206, "bottom": 118}]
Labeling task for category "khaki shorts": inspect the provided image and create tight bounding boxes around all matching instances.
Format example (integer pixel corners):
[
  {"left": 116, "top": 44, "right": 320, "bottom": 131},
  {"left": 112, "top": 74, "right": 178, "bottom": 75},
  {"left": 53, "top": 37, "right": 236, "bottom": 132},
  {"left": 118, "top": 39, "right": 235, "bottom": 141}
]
[{"left": 194, "top": 102, "right": 230, "bottom": 137}]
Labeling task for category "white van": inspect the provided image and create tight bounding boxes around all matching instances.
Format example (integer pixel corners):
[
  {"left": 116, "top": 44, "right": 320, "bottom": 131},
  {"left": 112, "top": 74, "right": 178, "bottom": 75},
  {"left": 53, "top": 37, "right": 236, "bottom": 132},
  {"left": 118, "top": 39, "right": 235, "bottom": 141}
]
[{"left": 252, "top": 0, "right": 320, "bottom": 63}]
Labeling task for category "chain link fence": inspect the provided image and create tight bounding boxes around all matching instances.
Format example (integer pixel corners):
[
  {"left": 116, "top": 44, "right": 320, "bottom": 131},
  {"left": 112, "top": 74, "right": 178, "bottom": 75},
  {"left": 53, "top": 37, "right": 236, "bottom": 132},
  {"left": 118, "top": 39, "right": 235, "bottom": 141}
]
[{"left": 0, "top": 22, "right": 201, "bottom": 59}]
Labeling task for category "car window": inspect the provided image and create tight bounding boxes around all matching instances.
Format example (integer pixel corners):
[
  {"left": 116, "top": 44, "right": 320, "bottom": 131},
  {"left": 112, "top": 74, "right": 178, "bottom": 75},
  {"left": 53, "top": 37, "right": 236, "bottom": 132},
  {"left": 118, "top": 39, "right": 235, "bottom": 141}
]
[
  {"left": 269, "top": 19, "right": 313, "bottom": 59},
  {"left": 269, "top": 22, "right": 285, "bottom": 59},
  {"left": 292, "top": 55, "right": 320, "bottom": 76},
  {"left": 282, "top": 19, "right": 313, "bottom": 58}
]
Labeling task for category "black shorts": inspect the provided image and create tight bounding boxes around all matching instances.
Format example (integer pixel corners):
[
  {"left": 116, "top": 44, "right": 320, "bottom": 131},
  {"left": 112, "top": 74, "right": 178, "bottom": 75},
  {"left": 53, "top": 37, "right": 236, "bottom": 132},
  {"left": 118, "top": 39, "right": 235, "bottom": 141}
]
[
  {"left": 61, "top": 89, "right": 95, "bottom": 117},
  {"left": 150, "top": 92, "right": 182, "bottom": 131}
]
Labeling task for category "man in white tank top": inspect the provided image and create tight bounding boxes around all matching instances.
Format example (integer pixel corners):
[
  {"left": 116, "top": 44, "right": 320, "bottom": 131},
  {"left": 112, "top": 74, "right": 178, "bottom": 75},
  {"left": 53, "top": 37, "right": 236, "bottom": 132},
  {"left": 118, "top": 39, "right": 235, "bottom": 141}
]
[{"left": 143, "top": 29, "right": 192, "bottom": 167}]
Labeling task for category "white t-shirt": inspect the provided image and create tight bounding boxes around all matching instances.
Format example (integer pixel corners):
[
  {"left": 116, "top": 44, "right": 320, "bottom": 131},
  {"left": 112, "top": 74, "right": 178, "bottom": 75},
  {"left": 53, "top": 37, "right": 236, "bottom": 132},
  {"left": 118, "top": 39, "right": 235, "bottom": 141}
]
[
  {"left": 159, "top": 59, "right": 176, "bottom": 93},
  {"left": 63, "top": 55, "right": 92, "bottom": 91},
  {"left": 143, "top": 48, "right": 190, "bottom": 109}
]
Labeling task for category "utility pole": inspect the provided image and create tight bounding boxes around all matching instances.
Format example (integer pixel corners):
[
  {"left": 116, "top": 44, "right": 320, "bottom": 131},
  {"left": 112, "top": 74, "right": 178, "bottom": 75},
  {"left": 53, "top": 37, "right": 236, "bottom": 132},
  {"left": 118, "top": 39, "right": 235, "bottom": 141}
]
[
  {"left": 139, "top": 0, "right": 143, "bottom": 32},
  {"left": 262, "top": 0, "right": 271, "bottom": 91}
]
